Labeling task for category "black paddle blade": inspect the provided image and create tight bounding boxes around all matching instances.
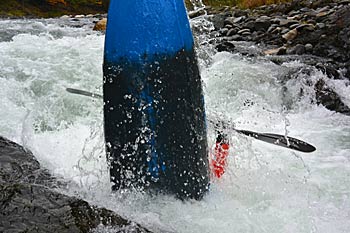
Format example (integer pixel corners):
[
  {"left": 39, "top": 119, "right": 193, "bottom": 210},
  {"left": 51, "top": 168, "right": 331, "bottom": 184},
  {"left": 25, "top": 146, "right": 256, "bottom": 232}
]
[{"left": 237, "top": 130, "right": 316, "bottom": 153}]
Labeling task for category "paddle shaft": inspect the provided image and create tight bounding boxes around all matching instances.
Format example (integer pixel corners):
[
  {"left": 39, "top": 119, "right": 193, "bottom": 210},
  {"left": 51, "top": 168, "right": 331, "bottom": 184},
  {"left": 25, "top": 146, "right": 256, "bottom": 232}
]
[{"left": 66, "top": 88, "right": 316, "bottom": 153}]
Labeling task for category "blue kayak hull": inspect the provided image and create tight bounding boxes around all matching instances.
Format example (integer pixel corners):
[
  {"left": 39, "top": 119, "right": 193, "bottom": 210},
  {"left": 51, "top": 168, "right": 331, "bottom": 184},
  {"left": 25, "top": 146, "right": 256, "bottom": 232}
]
[{"left": 103, "top": 0, "right": 209, "bottom": 199}]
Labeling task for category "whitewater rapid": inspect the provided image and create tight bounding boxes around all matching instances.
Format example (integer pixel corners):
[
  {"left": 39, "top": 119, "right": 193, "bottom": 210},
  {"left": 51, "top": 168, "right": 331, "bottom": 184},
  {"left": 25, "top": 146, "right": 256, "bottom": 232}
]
[{"left": 0, "top": 17, "right": 349, "bottom": 233}]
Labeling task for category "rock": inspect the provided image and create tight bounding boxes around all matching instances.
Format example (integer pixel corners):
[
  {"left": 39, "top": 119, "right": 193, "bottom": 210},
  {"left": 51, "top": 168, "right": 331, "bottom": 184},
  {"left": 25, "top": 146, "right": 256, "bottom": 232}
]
[
  {"left": 93, "top": 18, "right": 107, "bottom": 31},
  {"left": 315, "top": 63, "right": 341, "bottom": 79},
  {"left": 305, "top": 43, "right": 313, "bottom": 52},
  {"left": 282, "top": 28, "right": 298, "bottom": 41},
  {"left": 243, "top": 20, "right": 257, "bottom": 31},
  {"left": 60, "top": 15, "right": 70, "bottom": 19},
  {"left": 224, "top": 17, "right": 235, "bottom": 27},
  {"left": 227, "top": 28, "right": 238, "bottom": 36},
  {"left": 233, "top": 16, "right": 246, "bottom": 24},
  {"left": 216, "top": 41, "right": 235, "bottom": 52},
  {"left": 188, "top": 9, "right": 206, "bottom": 18},
  {"left": 316, "top": 11, "right": 332, "bottom": 17},
  {"left": 264, "top": 46, "right": 287, "bottom": 55},
  {"left": 233, "top": 9, "right": 249, "bottom": 17},
  {"left": 287, "top": 44, "right": 306, "bottom": 55},
  {"left": 238, "top": 28, "right": 251, "bottom": 35},
  {"left": 290, "top": 23, "right": 300, "bottom": 29},
  {"left": 254, "top": 17, "right": 272, "bottom": 32},
  {"left": 74, "top": 14, "right": 85, "bottom": 18},
  {"left": 296, "top": 23, "right": 315, "bottom": 31},
  {"left": 315, "top": 79, "right": 350, "bottom": 115},
  {"left": 227, "top": 35, "right": 243, "bottom": 41},
  {"left": 281, "top": 28, "right": 290, "bottom": 34},
  {"left": 0, "top": 137, "right": 152, "bottom": 233},
  {"left": 271, "top": 26, "right": 283, "bottom": 34},
  {"left": 279, "top": 19, "right": 300, "bottom": 27},
  {"left": 219, "top": 28, "right": 229, "bottom": 36},
  {"left": 316, "top": 22, "right": 326, "bottom": 29},
  {"left": 242, "top": 31, "right": 252, "bottom": 36}
]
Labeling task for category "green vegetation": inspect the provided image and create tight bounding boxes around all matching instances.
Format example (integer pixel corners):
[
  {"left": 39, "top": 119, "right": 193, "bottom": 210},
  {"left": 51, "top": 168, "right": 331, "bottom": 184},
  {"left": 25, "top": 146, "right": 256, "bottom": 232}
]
[
  {"left": 0, "top": 0, "right": 107, "bottom": 18},
  {"left": 0, "top": 0, "right": 291, "bottom": 18}
]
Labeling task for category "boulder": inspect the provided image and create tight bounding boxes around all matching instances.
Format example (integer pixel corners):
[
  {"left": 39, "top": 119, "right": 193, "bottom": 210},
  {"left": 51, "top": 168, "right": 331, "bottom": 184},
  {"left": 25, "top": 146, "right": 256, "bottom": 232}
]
[
  {"left": 315, "top": 79, "right": 350, "bottom": 115},
  {"left": 0, "top": 136, "right": 152, "bottom": 233}
]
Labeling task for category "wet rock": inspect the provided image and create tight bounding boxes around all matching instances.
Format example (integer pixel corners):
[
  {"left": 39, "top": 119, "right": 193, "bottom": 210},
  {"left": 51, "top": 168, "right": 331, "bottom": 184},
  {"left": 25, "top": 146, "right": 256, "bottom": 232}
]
[
  {"left": 238, "top": 28, "right": 251, "bottom": 35},
  {"left": 282, "top": 28, "right": 298, "bottom": 41},
  {"left": 316, "top": 22, "right": 326, "bottom": 28},
  {"left": 0, "top": 136, "right": 152, "bottom": 233},
  {"left": 315, "top": 63, "right": 341, "bottom": 79},
  {"left": 216, "top": 41, "right": 235, "bottom": 52},
  {"left": 224, "top": 17, "right": 235, "bottom": 27},
  {"left": 227, "top": 35, "right": 243, "bottom": 41},
  {"left": 316, "top": 10, "right": 332, "bottom": 17},
  {"left": 60, "top": 15, "right": 71, "bottom": 19},
  {"left": 287, "top": 44, "right": 306, "bottom": 55},
  {"left": 305, "top": 43, "right": 313, "bottom": 52},
  {"left": 296, "top": 23, "right": 315, "bottom": 31},
  {"left": 315, "top": 79, "right": 350, "bottom": 115},
  {"left": 279, "top": 19, "right": 300, "bottom": 27},
  {"left": 264, "top": 46, "right": 287, "bottom": 55},
  {"left": 227, "top": 28, "right": 238, "bottom": 36},
  {"left": 243, "top": 20, "right": 257, "bottom": 31},
  {"left": 254, "top": 17, "right": 272, "bottom": 32},
  {"left": 75, "top": 14, "right": 85, "bottom": 18},
  {"left": 219, "top": 27, "right": 229, "bottom": 36},
  {"left": 93, "top": 18, "right": 107, "bottom": 31},
  {"left": 233, "top": 16, "right": 246, "bottom": 24},
  {"left": 188, "top": 9, "right": 206, "bottom": 19}
]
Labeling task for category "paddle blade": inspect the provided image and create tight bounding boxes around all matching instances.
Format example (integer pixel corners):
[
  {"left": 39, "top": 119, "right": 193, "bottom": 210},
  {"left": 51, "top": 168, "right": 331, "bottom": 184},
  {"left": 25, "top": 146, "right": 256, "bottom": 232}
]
[{"left": 237, "top": 130, "right": 316, "bottom": 153}]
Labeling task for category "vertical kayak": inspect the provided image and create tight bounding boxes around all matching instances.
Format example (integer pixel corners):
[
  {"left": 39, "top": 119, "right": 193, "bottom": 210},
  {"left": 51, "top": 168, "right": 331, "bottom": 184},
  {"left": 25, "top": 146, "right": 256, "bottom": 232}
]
[{"left": 103, "top": 0, "right": 208, "bottom": 199}]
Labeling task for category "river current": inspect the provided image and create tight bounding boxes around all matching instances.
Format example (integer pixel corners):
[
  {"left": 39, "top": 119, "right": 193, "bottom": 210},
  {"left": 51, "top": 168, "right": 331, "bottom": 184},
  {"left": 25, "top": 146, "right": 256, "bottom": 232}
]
[{"left": 0, "top": 16, "right": 349, "bottom": 233}]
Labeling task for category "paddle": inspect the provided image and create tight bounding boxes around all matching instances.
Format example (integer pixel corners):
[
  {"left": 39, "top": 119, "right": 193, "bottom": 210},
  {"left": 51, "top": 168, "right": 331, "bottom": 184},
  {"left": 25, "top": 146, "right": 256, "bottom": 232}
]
[
  {"left": 66, "top": 88, "right": 103, "bottom": 99},
  {"left": 234, "top": 129, "right": 316, "bottom": 153},
  {"left": 66, "top": 87, "right": 316, "bottom": 153}
]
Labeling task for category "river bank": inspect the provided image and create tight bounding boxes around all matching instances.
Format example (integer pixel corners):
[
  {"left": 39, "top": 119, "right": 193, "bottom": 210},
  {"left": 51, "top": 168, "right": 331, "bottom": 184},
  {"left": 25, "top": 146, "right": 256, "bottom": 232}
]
[
  {"left": 204, "top": 0, "right": 350, "bottom": 115},
  {"left": 0, "top": 0, "right": 107, "bottom": 18}
]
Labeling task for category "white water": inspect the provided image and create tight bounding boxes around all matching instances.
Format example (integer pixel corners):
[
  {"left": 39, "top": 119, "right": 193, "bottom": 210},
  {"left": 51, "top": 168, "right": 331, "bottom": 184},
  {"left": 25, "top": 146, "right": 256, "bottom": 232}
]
[{"left": 1, "top": 17, "right": 350, "bottom": 233}]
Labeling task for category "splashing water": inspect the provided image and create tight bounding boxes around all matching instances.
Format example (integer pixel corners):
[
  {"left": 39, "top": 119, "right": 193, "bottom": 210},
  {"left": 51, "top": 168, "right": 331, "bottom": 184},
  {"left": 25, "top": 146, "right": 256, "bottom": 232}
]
[
  {"left": 189, "top": 0, "right": 206, "bottom": 11},
  {"left": 0, "top": 17, "right": 350, "bottom": 233}
]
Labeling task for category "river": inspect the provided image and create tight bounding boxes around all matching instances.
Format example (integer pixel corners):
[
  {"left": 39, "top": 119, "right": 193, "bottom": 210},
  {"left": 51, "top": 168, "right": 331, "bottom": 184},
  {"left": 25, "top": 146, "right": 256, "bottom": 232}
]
[{"left": 0, "top": 15, "right": 349, "bottom": 233}]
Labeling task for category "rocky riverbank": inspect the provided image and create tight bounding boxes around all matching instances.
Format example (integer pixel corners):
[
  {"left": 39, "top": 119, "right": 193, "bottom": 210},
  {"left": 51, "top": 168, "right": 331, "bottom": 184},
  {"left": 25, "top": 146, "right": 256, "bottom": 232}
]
[
  {"left": 0, "top": 136, "right": 152, "bottom": 233},
  {"left": 204, "top": 0, "right": 350, "bottom": 115}
]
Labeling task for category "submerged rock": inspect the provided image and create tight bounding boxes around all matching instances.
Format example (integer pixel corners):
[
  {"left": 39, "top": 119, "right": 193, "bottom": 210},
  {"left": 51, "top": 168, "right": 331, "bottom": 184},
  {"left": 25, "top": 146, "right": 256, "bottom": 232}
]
[{"left": 0, "top": 136, "right": 151, "bottom": 233}]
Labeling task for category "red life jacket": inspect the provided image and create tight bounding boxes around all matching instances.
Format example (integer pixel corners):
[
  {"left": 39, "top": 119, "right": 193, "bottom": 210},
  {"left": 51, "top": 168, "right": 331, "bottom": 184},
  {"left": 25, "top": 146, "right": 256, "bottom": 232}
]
[{"left": 211, "top": 135, "right": 230, "bottom": 178}]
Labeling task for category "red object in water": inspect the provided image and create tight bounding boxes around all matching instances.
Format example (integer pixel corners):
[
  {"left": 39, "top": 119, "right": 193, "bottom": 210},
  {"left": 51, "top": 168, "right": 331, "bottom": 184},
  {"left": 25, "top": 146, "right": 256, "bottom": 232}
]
[{"left": 211, "top": 141, "right": 230, "bottom": 178}]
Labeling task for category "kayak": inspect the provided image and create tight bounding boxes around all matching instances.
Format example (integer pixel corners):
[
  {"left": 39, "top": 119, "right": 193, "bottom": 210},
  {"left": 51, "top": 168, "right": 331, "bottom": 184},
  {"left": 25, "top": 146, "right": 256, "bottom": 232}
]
[{"left": 103, "top": 0, "right": 209, "bottom": 200}]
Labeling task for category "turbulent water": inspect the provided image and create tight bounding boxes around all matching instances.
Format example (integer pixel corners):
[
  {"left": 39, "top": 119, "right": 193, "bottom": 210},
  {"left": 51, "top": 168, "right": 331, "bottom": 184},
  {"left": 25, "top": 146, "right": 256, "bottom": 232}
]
[{"left": 0, "top": 16, "right": 350, "bottom": 233}]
